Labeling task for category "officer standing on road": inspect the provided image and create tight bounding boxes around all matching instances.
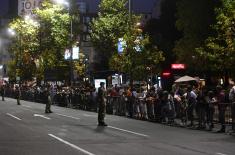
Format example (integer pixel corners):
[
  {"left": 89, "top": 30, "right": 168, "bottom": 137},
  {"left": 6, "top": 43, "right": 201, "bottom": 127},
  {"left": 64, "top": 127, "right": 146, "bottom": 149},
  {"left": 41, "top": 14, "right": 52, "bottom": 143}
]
[
  {"left": 44, "top": 85, "right": 53, "bottom": 114},
  {"left": 229, "top": 81, "right": 235, "bottom": 131},
  {"left": 15, "top": 85, "right": 21, "bottom": 105},
  {"left": 97, "top": 82, "right": 108, "bottom": 126},
  {"left": 0, "top": 85, "right": 5, "bottom": 101}
]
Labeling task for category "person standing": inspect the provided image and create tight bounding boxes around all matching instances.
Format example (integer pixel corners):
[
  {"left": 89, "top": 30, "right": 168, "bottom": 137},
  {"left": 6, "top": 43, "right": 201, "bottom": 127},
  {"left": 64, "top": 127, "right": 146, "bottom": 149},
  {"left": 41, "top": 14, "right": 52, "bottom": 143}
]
[
  {"left": 15, "top": 85, "right": 21, "bottom": 105},
  {"left": 229, "top": 82, "right": 235, "bottom": 131},
  {"left": 216, "top": 85, "right": 226, "bottom": 133},
  {"left": 186, "top": 86, "right": 197, "bottom": 127},
  {"left": 45, "top": 85, "right": 52, "bottom": 113},
  {"left": 0, "top": 85, "right": 5, "bottom": 101},
  {"left": 205, "top": 91, "right": 217, "bottom": 131},
  {"left": 97, "top": 82, "right": 107, "bottom": 126}
]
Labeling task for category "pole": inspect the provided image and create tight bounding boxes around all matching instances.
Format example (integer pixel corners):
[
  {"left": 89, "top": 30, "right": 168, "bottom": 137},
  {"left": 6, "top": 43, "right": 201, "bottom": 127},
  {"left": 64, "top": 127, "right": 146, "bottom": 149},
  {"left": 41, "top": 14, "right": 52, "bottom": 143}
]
[
  {"left": 69, "top": 5, "right": 73, "bottom": 87},
  {"left": 129, "top": 0, "right": 132, "bottom": 18},
  {"left": 128, "top": 0, "right": 132, "bottom": 87},
  {"left": 151, "top": 67, "right": 153, "bottom": 87}
]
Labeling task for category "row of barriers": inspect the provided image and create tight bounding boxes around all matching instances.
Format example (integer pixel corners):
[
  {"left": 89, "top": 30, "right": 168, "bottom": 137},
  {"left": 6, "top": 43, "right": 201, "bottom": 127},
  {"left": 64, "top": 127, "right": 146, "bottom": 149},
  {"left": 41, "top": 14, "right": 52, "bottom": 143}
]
[{"left": 4, "top": 88, "right": 235, "bottom": 133}]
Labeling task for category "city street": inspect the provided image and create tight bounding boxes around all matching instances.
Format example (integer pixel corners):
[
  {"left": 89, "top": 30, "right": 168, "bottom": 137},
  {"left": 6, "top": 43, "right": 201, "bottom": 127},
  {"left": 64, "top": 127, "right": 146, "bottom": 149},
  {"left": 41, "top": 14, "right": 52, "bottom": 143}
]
[{"left": 0, "top": 98, "right": 234, "bottom": 155}]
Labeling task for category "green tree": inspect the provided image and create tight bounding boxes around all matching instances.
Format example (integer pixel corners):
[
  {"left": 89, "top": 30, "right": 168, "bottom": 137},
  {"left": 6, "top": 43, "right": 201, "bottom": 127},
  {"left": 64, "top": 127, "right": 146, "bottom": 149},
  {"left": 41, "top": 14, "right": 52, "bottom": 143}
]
[
  {"left": 35, "top": 0, "right": 70, "bottom": 79},
  {"left": 35, "top": 0, "right": 80, "bottom": 81},
  {"left": 90, "top": 0, "right": 130, "bottom": 70},
  {"left": 110, "top": 23, "right": 164, "bottom": 82},
  {"left": 8, "top": 17, "right": 39, "bottom": 81},
  {"left": 8, "top": 0, "right": 81, "bottom": 82},
  {"left": 91, "top": 0, "right": 164, "bottom": 83},
  {"left": 196, "top": 0, "right": 235, "bottom": 78},
  {"left": 144, "top": 0, "right": 181, "bottom": 68},
  {"left": 174, "top": 0, "right": 219, "bottom": 74}
]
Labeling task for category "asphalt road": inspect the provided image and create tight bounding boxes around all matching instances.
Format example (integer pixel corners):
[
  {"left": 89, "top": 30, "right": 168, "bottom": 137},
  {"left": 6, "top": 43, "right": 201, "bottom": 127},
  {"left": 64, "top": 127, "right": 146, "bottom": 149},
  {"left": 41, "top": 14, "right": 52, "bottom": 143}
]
[{"left": 0, "top": 98, "right": 235, "bottom": 155}]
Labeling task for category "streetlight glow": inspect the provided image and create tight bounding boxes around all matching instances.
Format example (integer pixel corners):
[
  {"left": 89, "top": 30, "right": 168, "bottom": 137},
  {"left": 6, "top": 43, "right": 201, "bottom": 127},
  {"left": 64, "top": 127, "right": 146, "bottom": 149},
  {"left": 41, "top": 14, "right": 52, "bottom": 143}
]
[
  {"left": 24, "top": 15, "right": 31, "bottom": 21},
  {"left": 8, "top": 28, "right": 16, "bottom": 36},
  {"left": 54, "top": 0, "right": 69, "bottom": 7}
]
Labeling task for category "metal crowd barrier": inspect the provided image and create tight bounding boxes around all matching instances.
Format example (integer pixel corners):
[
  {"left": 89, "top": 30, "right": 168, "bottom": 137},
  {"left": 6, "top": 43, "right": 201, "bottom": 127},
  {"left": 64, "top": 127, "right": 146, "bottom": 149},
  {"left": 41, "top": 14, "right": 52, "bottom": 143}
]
[{"left": 4, "top": 88, "right": 235, "bottom": 133}]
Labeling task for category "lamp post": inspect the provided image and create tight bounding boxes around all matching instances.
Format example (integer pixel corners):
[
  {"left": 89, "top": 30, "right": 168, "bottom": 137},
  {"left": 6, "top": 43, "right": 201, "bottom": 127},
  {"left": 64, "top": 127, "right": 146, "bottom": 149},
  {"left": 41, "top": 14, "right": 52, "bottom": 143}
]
[
  {"left": 129, "top": 0, "right": 132, "bottom": 19},
  {"left": 55, "top": 0, "right": 74, "bottom": 86},
  {"left": 8, "top": 27, "right": 22, "bottom": 84}
]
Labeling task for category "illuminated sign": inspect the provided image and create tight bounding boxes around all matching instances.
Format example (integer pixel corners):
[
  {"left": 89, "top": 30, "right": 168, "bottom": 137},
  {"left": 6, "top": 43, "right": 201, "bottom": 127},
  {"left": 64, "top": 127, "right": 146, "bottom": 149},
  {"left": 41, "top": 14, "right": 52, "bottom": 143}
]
[
  {"left": 72, "top": 46, "right": 79, "bottom": 60},
  {"left": 118, "top": 38, "right": 126, "bottom": 54},
  {"left": 162, "top": 72, "right": 171, "bottom": 76},
  {"left": 171, "top": 64, "right": 186, "bottom": 70},
  {"left": 64, "top": 49, "right": 71, "bottom": 60},
  {"left": 18, "top": 0, "right": 43, "bottom": 16},
  {"left": 94, "top": 79, "right": 107, "bottom": 91}
]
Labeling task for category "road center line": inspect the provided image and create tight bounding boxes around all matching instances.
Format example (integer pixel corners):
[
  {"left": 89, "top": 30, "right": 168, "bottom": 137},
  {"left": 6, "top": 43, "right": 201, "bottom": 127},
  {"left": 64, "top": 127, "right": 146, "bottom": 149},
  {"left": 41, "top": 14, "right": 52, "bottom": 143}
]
[
  {"left": 48, "top": 134, "right": 95, "bottom": 155},
  {"left": 6, "top": 113, "right": 22, "bottom": 120},
  {"left": 22, "top": 105, "right": 31, "bottom": 108},
  {"left": 56, "top": 113, "right": 80, "bottom": 120},
  {"left": 108, "top": 126, "right": 149, "bottom": 137},
  {"left": 83, "top": 114, "right": 96, "bottom": 117},
  {"left": 216, "top": 153, "right": 228, "bottom": 155},
  {"left": 34, "top": 114, "right": 51, "bottom": 120}
]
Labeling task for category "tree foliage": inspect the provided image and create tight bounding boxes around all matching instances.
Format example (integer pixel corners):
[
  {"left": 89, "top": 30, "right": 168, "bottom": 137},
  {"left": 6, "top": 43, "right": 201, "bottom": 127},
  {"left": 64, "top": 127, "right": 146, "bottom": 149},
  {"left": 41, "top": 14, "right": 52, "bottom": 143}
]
[
  {"left": 174, "top": 0, "right": 218, "bottom": 73},
  {"left": 90, "top": 0, "right": 130, "bottom": 69},
  {"left": 110, "top": 20, "right": 164, "bottom": 81},
  {"left": 8, "top": 0, "right": 82, "bottom": 81},
  {"left": 196, "top": 0, "right": 235, "bottom": 75},
  {"left": 144, "top": 0, "right": 180, "bottom": 67},
  {"left": 9, "top": 17, "right": 39, "bottom": 80},
  {"left": 91, "top": 0, "right": 164, "bottom": 81}
]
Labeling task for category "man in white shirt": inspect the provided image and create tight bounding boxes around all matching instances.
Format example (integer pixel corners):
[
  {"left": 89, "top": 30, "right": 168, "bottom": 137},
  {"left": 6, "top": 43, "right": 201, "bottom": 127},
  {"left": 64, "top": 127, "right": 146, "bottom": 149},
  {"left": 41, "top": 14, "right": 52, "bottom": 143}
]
[{"left": 186, "top": 86, "right": 197, "bottom": 127}]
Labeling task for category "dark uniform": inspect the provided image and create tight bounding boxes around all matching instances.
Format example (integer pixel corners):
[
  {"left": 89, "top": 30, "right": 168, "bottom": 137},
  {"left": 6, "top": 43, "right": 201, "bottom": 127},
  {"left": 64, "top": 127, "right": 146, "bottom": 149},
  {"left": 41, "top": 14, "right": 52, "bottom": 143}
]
[
  {"left": 229, "top": 85, "right": 235, "bottom": 131},
  {"left": 0, "top": 85, "right": 5, "bottom": 101},
  {"left": 44, "top": 86, "right": 52, "bottom": 113},
  {"left": 15, "top": 86, "right": 21, "bottom": 105},
  {"left": 97, "top": 82, "right": 107, "bottom": 126},
  {"left": 216, "top": 86, "right": 226, "bottom": 132}
]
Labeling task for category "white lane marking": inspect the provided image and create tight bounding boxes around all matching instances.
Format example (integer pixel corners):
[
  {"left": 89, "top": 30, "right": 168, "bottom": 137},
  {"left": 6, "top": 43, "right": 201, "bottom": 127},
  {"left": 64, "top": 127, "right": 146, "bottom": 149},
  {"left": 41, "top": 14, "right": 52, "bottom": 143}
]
[
  {"left": 33, "top": 114, "right": 51, "bottom": 120},
  {"left": 56, "top": 113, "right": 80, "bottom": 120},
  {"left": 108, "top": 126, "right": 149, "bottom": 137},
  {"left": 6, "top": 113, "right": 22, "bottom": 120},
  {"left": 216, "top": 153, "right": 228, "bottom": 155},
  {"left": 48, "top": 134, "right": 95, "bottom": 155},
  {"left": 22, "top": 105, "right": 31, "bottom": 108},
  {"left": 83, "top": 114, "right": 96, "bottom": 117}
]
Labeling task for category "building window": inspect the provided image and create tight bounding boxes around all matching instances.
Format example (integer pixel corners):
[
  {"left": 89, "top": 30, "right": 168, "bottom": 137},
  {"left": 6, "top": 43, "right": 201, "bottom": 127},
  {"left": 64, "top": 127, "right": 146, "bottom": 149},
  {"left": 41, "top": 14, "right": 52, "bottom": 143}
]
[
  {"left": 78, "top": 2, "right": 86, "bottom": 13},
  {"left": 83, "top": 34, "right": 91, "bottom": 42},
  {"left": 86, "top": 17, "right": 90, "bottom": 23},
  {"left": 83, "top": 25, "right": 88, "bottom": 32}
]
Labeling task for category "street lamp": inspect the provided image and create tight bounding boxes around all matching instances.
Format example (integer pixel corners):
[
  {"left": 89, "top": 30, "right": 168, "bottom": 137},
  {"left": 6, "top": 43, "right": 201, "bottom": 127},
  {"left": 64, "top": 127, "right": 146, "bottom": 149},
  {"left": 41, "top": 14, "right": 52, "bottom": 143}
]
[
  {"left": 8, "top": 27, "right": 22, "bottom": 83},
  {"left": 8, "top": 28, "right": 16, "bottom": 36},
  {"left": 54, "top": 0, "right": 74, "bottom": 86}
]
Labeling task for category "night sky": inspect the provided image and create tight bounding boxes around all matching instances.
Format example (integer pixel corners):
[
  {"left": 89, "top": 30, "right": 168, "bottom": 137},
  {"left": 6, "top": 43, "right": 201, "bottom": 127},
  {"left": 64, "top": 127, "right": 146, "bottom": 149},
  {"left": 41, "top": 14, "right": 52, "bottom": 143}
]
[{"left": 0, "top": 0, "right": 8, "bottom": 16}]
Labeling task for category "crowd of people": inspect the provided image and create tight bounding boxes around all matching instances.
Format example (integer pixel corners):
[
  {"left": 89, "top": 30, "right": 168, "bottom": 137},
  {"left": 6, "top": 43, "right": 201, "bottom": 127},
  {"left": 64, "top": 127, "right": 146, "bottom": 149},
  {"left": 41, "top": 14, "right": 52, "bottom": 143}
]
[{"left": 1, "top": 81, "right": 235, "bottom": 132}]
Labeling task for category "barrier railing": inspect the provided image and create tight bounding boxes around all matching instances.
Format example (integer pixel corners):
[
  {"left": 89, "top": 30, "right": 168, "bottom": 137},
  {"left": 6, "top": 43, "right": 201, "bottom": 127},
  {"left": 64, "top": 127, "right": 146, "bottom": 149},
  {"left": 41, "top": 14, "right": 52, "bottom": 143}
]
[{"left": 4, "top": 89, "right": 235, "bottom": 133}]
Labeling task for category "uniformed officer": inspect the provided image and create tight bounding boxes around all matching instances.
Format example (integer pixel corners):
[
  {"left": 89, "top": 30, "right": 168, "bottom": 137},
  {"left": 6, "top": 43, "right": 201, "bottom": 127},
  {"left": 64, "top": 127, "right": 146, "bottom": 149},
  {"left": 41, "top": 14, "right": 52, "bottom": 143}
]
[
  {"left": 97, "top": 82, "right": 107, "bottom": 126},
  {"left": 45, "top": 85, "right": 53, "bottom": 113},
  {"left": 0, "top": 85, "right": 5, "bottom": 101},
  {"left": 15, "top": 85, "right": 21, "bottom": 105}
]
